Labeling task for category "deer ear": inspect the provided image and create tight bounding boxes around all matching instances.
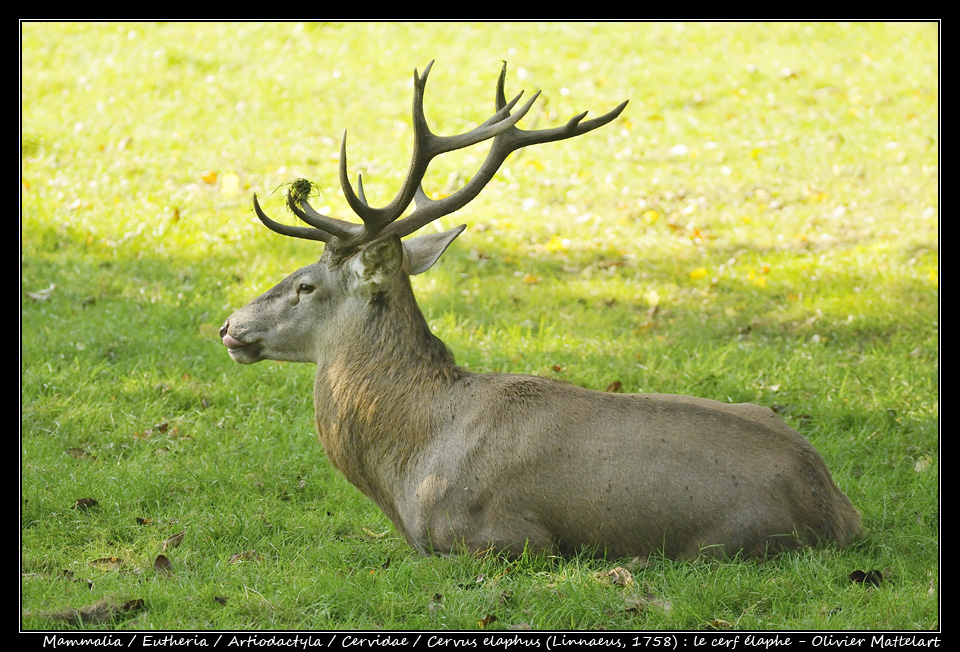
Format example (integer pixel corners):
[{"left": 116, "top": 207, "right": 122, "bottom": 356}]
[
  {"left": 403, "top": 225, "right": 466, "bottom": 275},
  {"left": 354, "top": 233, "right": 404, "bottom": 290}
]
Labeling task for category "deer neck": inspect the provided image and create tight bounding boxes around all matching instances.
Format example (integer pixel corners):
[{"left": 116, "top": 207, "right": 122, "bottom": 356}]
[{"left": 312, "top": 278, "right": 462, "bottom": 513}]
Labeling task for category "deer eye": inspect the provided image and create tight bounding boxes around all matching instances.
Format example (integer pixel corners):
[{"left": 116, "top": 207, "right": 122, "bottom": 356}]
[{"left": 297, "top": 283, "right": 316, "bottom": 295}]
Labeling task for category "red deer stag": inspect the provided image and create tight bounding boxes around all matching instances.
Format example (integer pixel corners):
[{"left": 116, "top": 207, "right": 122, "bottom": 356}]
[{"left": 221, "top": 61, "right": 861, "bottom": 559}]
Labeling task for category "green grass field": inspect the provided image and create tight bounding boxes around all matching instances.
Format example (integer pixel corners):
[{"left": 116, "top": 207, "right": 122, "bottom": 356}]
[{"left": 21, "top": 22, "right": 938, "bottom": 631}]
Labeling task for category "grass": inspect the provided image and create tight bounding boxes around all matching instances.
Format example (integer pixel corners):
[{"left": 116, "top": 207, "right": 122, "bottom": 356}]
[{"left": 21, "top": 22, "right": 938, "bottom": 632}]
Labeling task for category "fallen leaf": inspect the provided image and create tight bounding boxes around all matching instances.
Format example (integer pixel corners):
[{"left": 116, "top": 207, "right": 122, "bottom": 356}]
[
  {"left": 849, "top": 569, "right": 884, "bottom": 586},
  {"left": 477, "top": 614, "right": 498, "bottom": 628},
  {"left": 605, "top": 381, "right": 623, "bottom": 392},
  {"left": 89, "top": 557, "right": 124, "bottom": 571},
  {"left": 602, "top": 566, "right": 634, "bottom": 588},
  {"left": 73, "top": 498, "right": 98, "bottom": 510},
  {"left": 26, "top": 284, "right": 56, "bottom": 301},
  {"left": 154, "top": 555, "right": 173, "bottom": 575},
  {"left": 361, "top": 527, "right": 389, "bottom": 539},
  {"left": 162, "top": 530, "right": 185, "bottom": 551}
]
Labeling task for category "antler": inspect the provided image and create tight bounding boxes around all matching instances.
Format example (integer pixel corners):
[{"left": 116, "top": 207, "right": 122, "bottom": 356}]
[{"left": 253, "top": 61, "right": 628, "bottom": 251}]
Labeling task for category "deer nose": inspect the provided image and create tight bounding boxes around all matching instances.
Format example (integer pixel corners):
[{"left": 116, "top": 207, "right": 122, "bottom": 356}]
[{"left": 220, "top": 320, "right": 248, "bottom": 350}]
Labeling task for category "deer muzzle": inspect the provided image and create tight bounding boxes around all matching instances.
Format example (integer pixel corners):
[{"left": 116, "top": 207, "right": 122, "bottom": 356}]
[{"left": 220, "top": 320, "right": 255, "bottom": 358}]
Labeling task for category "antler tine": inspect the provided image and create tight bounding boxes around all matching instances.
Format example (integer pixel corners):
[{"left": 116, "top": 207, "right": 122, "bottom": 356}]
[
  {"left": 288, "top": 193, "right": 365, "bottom": 242},
  {"left": 337, "top": 60, "right": 537, "bottom": 247},
  {"left": 383, "top": 63, "right": 629, "bottom": 240},
  {"left": 493, "top": 63, "right": 630, "bottom": 149},
  {"left": 251, "top": 178, "right": 365, "bottom": 245},
  {"left": 252, "top": 193, "right": 331, "bottom": 243}
]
